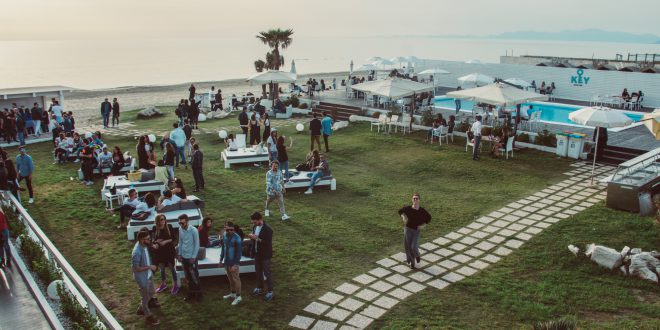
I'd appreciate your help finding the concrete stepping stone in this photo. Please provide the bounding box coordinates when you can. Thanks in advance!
[402,281,426,293]
[290,315,316,329]
[319,292,344,305]
[373,296,399,309]
[338,297,364,310]
[387,287,413,300]
[369,281,394,293]
[427,279,449,289]
[312,320,338,330]
[305,302,331,315]
[355,288,380,302]
[336,283,360,295]
[325,307,352,322]
[423,265,447,276]
[442,272,465,283]
[345,314,374,329]
[360,305,387,319]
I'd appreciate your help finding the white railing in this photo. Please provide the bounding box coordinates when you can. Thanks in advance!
[1,192,123,330]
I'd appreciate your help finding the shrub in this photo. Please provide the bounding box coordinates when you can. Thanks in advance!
[535,129,557,147]
[371,111,381,119]
[19,233,62,284]
[516,132,530,143]
[421,110,434,126]
[298,103,308,109]
[457,121,471,132]
[288,95,300,108]
[57,284,104,330]
[481,126,493,136]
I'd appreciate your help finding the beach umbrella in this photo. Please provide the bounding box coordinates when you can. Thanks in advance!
[247,70,297,85]
[568,106,633,184]
[366,56,384,62]
[350,60,354,75]
[446,83,547,106]
[352,77,434,129]
[457,73,494,87]
[372,59,394,67]
[390,56,408,63]
[418,68,450,75]
[504,78,532,89]
[642,109,660,140]
[290,60,297,74]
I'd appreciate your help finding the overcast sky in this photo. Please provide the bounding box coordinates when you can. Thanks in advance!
[2,0,658,40]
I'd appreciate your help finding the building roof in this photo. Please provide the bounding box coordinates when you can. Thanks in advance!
[0,86,73,99]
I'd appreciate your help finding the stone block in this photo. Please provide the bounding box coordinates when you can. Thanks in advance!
[373,295,399,309]
[369,280,395,293]
[319,292,344,305]
[402,281,426,293]
[360,305,387,319]
[338,297,364,311]
[312,320,338,330]
[427,279,449,289]
[336,283,360,295]
[355,288,380,302]
[325,307,352,322]
[588,245,623,270]
[353,274,377,285]
[388,287,413,299]
[290,315,316,329]
[346,314,374,329]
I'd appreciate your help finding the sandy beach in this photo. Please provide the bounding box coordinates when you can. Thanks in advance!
[64,71,349,126]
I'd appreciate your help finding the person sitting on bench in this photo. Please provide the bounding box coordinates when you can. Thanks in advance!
[97,146,114,174]
[304,154,331,195]
[107,188,140,229]
[274,98,285,113]
[158,190,186,210]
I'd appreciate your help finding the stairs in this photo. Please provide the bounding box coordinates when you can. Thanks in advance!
[587,145,647,166]
[312,102,363,122]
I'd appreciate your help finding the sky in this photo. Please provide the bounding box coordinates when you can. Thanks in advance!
[2,0,659,40]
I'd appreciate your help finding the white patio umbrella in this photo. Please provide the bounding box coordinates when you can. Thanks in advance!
[418,68,450,75]
[352,77,434,129]
[247,70,297,101]
[457,73,494,87]
[390,56,408,63]
[366,56,384,62]
[465,59,482,64]
[504,78,532,89]
[446,83,547,106]
[642,110,660,140]
[568,106,633,184]
[350,60,354,74]
[372,59,394,67]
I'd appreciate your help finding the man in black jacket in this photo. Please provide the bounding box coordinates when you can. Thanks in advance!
[111,98,120,127]
[191,143,204,192]
[309,113,322,151]
[398,193,432,270]
[30,103,42,136]
[238,107,249,135]
[100,98,112,128]
[248,212,274,302]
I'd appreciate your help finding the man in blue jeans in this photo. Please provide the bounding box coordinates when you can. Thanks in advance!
[170,122,187,169]
[304,154,331,195]
[100,98,112,128]
[249,212,274,302]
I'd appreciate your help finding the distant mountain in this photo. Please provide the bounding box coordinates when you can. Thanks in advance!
[488,29,659,44]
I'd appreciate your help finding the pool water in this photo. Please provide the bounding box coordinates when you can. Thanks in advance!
[433,96,643,125]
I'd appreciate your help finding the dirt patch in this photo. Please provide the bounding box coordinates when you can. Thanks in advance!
[632,288,660,305]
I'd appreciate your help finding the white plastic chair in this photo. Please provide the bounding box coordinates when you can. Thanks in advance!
[499,136,515,159]
[235,134,247,149]
[398,116,412,134]
[432,126,448,145]
[388,115,399,133]
[370,114,387,133]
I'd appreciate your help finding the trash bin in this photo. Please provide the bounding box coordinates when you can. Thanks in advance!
[556,133,569,157]
[567,133,586,159]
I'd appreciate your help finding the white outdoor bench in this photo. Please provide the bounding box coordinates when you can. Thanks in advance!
[125,196,204,240]
[221,147,269,168]
[284,170,337,190]
[101,175,167,201]
[77,157,136,180]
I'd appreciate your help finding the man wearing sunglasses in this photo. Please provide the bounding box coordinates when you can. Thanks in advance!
[176,214,201,302]
[221,221,243,305]
[398,193,432,270]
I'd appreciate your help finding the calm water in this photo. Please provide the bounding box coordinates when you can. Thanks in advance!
[1,36,659,89]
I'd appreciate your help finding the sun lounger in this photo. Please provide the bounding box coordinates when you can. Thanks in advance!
[284,170,336,190]
[101,175,167,201]
[221,146,269,168]
[126,196,204,240]
[174,244,256,285]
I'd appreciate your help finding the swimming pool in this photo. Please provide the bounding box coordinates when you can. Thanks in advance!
[433,96,644,126]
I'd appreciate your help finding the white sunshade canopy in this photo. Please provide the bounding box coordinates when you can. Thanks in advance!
[366,56,384,62]
[504,78,532,88]
[247,70,297,85]
[465,59,482,64]
[446,83,547,106]
[568,106,634,128]
[390,56,408,63]
[372,59,394,66]
[643,109,660,140]
[418,68,450,75]
[351,77,434,99]
[457,73,494,86]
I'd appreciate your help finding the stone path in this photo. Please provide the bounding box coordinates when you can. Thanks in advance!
[289,162,616,330]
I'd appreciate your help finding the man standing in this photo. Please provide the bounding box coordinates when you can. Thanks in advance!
[398,193,431,270]
[131,231,160,326]
[221,220,243,306]
[265,161,289,221]
[214,88,223,111]
[177,214,201,302]
[188,84,196,103]
[238,107,249,135]
[321,112,333,152]
[191,143,204,192]
[79,140,95,186]
[248,212,274,302]
[112,98,120,127]
[51,100,63,123]
[309,113,322,151]
[30,103,42,136]
[16,146,35,204]
[101,98,112,128]
[454,86,462,114]
[470,115,483,161]
[170,123,187,169]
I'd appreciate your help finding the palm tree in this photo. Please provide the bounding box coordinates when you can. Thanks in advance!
[254,60,267,99]
[256,28,293,98]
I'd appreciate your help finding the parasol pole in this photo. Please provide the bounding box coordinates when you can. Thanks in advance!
[590,127,600,185]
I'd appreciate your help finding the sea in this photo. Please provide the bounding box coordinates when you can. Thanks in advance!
[1,36,659,90]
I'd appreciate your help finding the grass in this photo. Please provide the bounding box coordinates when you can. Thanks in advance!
[10,107,659,329]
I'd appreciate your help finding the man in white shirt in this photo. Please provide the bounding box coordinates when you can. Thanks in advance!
[470,115,483,161]
[177,214,201,302]
[51,100,64,123]
[158,190,183,210]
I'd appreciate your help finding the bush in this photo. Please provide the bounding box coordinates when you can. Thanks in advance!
[535,129,557,147]
[457,121,471,133]
[481,126,493,136]
[19,233,62,284]
[371,111,381,119]
[421,110,434,126]
[298,103,308,109]
[289,95,300,108]
[57,284,103,330]
[516,133,530,143]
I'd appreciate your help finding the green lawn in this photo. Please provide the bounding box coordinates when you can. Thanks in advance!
[11,108,659,329]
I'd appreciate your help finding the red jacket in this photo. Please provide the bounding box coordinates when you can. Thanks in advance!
[0,212,8,231]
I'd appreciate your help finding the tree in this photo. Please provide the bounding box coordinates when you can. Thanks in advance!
[256,28,293,99]
[254,60,267,99]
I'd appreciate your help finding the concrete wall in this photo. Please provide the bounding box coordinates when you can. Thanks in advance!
[500,55,660,71]
[418,60,660,108]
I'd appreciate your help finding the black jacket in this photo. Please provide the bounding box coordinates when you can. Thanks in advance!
[239,111,249,125]
[112,101,120,113]
[310,118,322,135]
[191,150,203,170]
[251,223,273,259]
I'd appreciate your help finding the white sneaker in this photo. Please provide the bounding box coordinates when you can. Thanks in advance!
[223,292,236,300]
[264,209,270,217]
[304,188,313,195]
[231,295,242,306]
[73,159,80,163]
[28,198,34,204]
[86,181,94,186]
[281,214,290,221]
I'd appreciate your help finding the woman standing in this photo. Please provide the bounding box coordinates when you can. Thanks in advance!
[262,113,271,143]
[137,135,149,170]
[163,142,175,182]
[111,146,125,176]
[151,214,179,295]
[276,136,293,180]
[249,113,260,146]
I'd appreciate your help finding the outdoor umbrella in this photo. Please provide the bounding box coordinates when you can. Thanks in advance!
[465,59,482,64]
[503,78,532,89]
[457,73,494,87]
[642,109,660,140]
[366,56,384,62]
[446,83,547,106]
[247,70,297,101]
[418,68,450,75]
[390,56,408,64]
[372,59,394,67]
[568,106,633,184]
[351,77,434,129]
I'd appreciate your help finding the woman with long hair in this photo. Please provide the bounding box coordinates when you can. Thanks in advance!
[262,113,271,143]
[198,217,213,248]
[4,159,19,199]
[163,142,175,182]
[172,178,187,199]
[276,135,293,179]
[111,146,125,175]
[249,113,260,146]
[137,135,149,170]
[151,214,179,295]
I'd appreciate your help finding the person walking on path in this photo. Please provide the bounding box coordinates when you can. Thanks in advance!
[16,146,35,204]
[101,98,112,128]
[470,115,483,161]
[131,230,161,326]
[321,111,333,152]
[191,143,204,192]
[170,123,187,169]
[248,212,274,302]
[265,161,289,221]
[398,193,431,270]
[177,214,201,302]
[221,220,243,306]
[309,113,322,151]
[0,206,11,268]
[112,98,120,127]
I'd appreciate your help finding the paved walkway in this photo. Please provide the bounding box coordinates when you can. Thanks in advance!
[0,265,51,330]
[288,162,616,330]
